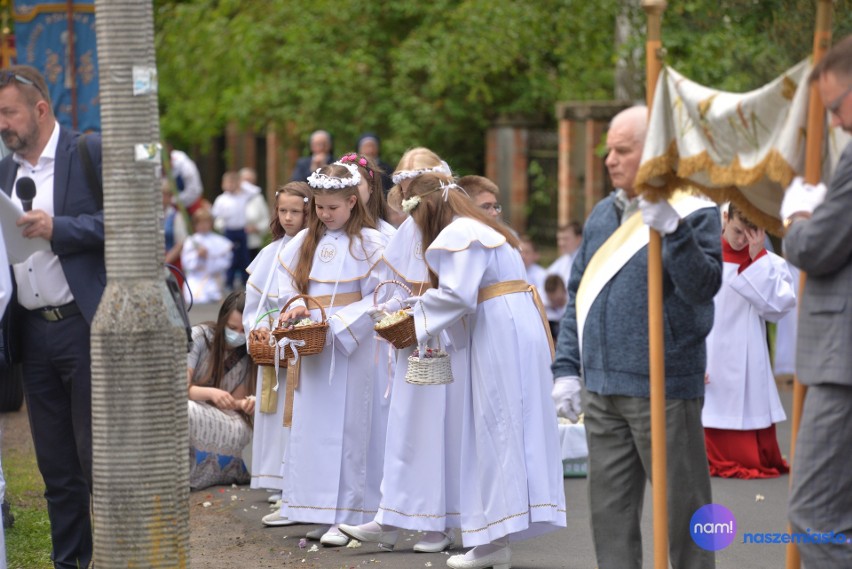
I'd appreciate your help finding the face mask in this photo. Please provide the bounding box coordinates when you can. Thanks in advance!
[224,328,246,348]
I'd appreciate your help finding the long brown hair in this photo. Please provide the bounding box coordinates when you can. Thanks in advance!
[408,173,519,287]
[340,153,387,226]
[200,291,249,391]
[270,181,312,240]
[291,164,376,293]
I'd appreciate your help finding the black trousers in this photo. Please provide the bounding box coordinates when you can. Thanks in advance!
[21,311,92,569]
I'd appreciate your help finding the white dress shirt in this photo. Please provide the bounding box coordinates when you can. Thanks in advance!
[11,121,75,310]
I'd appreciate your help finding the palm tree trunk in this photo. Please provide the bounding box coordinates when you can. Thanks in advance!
[90,1,189,566]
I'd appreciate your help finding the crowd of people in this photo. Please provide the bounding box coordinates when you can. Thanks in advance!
[2,36,852,568]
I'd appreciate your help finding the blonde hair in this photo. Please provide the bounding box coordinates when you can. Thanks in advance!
[388,147,448,213]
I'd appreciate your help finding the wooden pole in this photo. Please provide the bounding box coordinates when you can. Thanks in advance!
[642,2,668,569]
[785,2,833,567]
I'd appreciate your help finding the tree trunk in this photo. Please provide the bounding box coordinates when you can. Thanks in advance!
[90,1,189,566]
[614,0,645,103]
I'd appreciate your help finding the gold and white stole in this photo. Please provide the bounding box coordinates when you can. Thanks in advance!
[575,190,715,354]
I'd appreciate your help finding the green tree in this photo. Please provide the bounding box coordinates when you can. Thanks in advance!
[153,0,852,173]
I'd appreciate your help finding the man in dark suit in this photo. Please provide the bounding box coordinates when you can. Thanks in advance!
[290,129,333,182]
[783,36,852,569]
[0,65,103,569]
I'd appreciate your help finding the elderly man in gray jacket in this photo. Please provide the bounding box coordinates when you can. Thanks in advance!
[552,106,722,569]
[783,36,852,569]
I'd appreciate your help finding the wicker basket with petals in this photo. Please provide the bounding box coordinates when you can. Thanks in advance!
[271,295,329,361]
[373,280,417,350]
[405,345,454,386]
[248,328,281,367]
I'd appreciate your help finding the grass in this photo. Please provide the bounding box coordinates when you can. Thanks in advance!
[3,447,52,569]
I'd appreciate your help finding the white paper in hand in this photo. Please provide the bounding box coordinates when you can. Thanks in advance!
[0,191,50,263]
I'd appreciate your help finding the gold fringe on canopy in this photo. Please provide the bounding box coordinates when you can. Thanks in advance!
[635,60,815,236]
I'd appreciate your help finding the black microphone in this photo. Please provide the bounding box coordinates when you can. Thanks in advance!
[16,177,36,212]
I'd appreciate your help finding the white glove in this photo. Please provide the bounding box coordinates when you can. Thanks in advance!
[551,376,583,422]
[403,296,422,307]
[639,196,680,235]
[780,176,827,221]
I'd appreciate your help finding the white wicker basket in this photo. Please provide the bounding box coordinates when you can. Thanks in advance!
[405,345,454,386]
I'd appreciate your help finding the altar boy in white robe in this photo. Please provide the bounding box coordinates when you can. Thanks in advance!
[375,174,565,569]
[275,162,388,547]
[702,202,796,478]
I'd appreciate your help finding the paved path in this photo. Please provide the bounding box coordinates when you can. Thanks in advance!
[189,301,797,569]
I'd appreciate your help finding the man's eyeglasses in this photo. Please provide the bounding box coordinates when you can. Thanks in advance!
[826,83,852,116]
[0,71,46,100]
[480,203,502,214]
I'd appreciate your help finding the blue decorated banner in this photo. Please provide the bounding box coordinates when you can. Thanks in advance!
[13,1,100,132]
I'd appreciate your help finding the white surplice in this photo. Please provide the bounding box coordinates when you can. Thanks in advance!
[181,231,233,304]
[243,235,292,490]
[373,216,467,532]
[276,227,389,525]
[703,251,796,430]
[411,217,566,547]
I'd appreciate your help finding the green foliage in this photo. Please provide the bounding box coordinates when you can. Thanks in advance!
[154,0,852,172]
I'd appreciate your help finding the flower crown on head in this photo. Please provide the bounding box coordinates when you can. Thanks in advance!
[307,162,361,190]
[391,160,452,185]
[339,153,374,178]
[401,180,464,214]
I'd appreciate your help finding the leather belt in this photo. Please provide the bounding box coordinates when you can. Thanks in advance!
[31,302,81,322]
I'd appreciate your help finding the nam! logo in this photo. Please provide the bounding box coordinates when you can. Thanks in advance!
[690,504,737,551]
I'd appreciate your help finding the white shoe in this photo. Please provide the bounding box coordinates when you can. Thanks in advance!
[338,521,399,550]
[319,526,350,547]
[446,545,511,569]
[261,511,297,527]
[413,530,453,553]
[305,526,330,541]
[267,493,282,503]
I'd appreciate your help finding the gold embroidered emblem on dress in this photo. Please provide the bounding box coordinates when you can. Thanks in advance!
[414,241,424,260]
[319,244,336,263]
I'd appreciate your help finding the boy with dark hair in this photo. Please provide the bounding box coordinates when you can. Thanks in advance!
[702,203,796,478]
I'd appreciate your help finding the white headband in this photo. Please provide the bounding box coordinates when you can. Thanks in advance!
[391,160,452,185]
[307,162,361,190]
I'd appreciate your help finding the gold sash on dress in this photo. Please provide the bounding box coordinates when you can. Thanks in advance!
[477,279,555,360]
[311,291,362,309]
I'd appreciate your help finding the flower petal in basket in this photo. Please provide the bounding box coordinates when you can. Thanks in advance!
[374,310,416,350]
[273,294,330,360]
[372,280,417,350]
